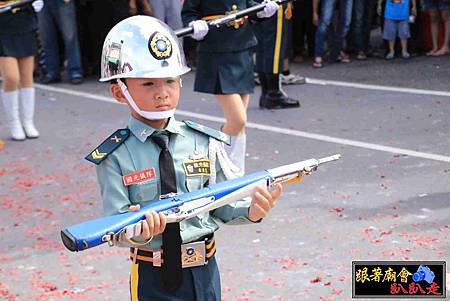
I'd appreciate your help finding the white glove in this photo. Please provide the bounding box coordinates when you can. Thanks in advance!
[189,20,209,41]
[257,0,278,18]
[32,0,44,12]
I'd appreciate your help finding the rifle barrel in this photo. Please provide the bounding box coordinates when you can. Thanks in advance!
[175,0,290,37]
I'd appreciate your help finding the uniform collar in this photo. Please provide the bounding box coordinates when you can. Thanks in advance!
[128,115,184,143]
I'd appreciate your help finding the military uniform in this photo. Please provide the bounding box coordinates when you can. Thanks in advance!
[87,116,254,300]
[254,1,290,75]
[254,1,300,109]
[182,0,259,95]
[0,2,37,57]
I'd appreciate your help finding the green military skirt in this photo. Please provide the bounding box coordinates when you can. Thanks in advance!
[0,31,37,57]
[194,49,254,95]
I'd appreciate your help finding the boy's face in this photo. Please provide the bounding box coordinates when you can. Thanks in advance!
[111,77,180,115]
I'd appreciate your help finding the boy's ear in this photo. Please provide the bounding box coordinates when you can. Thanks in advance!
[110,83,127,104]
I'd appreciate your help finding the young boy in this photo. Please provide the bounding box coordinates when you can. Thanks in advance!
[86,16,283,300]
[378,0,417,59]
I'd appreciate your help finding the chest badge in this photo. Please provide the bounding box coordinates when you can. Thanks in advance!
[123,168,156,186]
[183,157,211,177]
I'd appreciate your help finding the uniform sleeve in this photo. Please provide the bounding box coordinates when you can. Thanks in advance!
[181,0,202,27]
[210,160,256,225]
[96,155,131,216]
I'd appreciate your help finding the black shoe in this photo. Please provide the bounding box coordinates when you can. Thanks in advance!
[260,94,300,109]
[41,75,61,84]
[70,76,84,85]
[259,73,300,109]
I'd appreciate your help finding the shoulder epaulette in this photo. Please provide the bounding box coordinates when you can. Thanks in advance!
[85,129,130,165]
[183,120,231,146]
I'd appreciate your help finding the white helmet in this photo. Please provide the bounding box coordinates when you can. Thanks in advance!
[100,16,190,82]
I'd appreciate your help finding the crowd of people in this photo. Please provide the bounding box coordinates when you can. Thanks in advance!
[37,0,450,81]
[0,0,449,143]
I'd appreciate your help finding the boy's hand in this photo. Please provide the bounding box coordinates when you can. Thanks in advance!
[248,184,283,222]
[128,205,167,240]
[411,6,417,16]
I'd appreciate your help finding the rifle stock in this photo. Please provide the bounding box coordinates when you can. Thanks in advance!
[61,154,340,252]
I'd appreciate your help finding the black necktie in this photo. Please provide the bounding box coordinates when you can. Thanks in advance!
[150,132,182,291]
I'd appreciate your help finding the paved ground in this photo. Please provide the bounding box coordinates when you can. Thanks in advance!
[0,56,449,301]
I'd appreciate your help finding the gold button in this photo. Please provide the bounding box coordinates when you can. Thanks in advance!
[231,4,237,10]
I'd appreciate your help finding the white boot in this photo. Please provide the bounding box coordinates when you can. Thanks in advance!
[19,87,39,138]
[226,133,247,173]
[2,90,26,141]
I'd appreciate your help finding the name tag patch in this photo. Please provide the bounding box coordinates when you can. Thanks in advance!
[183,158,211,176]
[123,168,156,186]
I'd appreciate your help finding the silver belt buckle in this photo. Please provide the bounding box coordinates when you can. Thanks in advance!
[181,241,206,268]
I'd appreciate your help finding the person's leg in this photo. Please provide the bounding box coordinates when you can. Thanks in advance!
[215,94,246,136]
[434,9,450,55]
[37,3,61,81]
[400,39,409,55]
[17,56,39,138]
[293,1,306,59]
[281,59,306,84]
[18,56,34,89]
[398,20,411,58]
[362,0,375,54]
[0,57,25,140]
[388,40,395,56]
[352,0,365,56]
[111,0,130,23]
[166,0,183,30]
[0,57,20,92]
[240,94,250,110]
[215,94,247,172]
[148,0,165,21]
[332,0,353,60]
[314,0,336,65]
[55,0,84,82]
[305,0,316,57]
[233,93,250,172]
[383,19,396,58]
[426,8,440,54]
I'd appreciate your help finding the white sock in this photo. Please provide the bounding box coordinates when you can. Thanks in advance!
[2,90,25,140]
[226,133,247,173]
[19,87,39,138]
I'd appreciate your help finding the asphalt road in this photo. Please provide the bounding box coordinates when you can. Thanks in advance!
[0,56,449,301]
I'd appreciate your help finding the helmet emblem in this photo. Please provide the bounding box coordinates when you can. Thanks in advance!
[148,32,173,62]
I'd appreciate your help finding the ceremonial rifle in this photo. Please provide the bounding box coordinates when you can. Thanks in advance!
[0,0,34,14]
[175,0,292,37]
[61,154,341,252]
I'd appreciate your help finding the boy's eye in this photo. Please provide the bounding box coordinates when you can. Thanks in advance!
[166,79,176,84]
[143,82,154,86]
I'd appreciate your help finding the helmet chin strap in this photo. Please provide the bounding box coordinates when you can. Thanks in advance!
[117,79,176,120]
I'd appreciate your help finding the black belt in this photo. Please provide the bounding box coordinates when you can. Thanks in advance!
[130,234,216,268]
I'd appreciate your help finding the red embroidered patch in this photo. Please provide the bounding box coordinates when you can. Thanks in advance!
[122,168,156,186]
